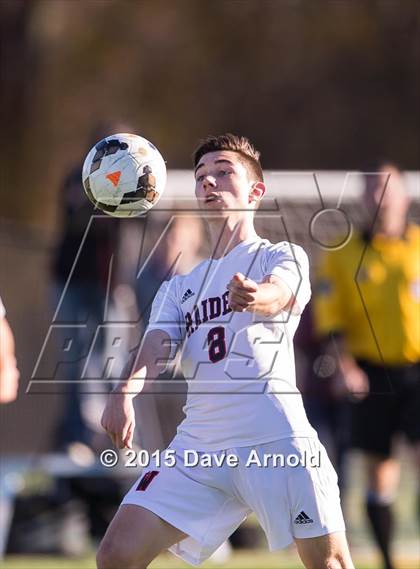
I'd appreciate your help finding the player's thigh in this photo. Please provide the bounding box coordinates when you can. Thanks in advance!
[97,504,187,568]
[295,531,354,569]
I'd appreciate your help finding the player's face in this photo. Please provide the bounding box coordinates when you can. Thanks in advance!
[364,166,409,225]
[194,151,255,212]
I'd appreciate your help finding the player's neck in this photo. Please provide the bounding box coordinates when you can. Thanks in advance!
[207,216,259,259]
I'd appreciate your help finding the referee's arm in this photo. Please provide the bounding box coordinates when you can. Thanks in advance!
[101,329,171,449]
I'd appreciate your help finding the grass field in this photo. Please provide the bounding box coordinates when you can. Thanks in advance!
[2,549,420,569]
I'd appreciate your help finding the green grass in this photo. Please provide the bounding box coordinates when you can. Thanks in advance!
[2,550,420,569]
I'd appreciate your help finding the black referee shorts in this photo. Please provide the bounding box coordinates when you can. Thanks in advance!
[350,360,420,457]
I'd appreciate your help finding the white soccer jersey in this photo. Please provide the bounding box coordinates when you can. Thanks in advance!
[146,236,316,450]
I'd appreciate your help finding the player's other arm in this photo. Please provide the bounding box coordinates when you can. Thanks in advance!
[0,316,20,403]
[227,272,293,316]
[228,244,311,317]
[101,329,170,449]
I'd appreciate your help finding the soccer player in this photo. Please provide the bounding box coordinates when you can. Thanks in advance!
[97,134,354,569]
[314,163,420,569]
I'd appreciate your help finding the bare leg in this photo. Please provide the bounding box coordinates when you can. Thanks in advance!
[96,504,187,569]
[295,531,354,569]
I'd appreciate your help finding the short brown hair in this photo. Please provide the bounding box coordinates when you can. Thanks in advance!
[193,133,263,182]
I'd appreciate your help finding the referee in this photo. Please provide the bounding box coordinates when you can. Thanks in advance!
[314,163,420,569]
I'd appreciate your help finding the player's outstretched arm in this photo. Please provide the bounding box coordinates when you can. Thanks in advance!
[101,329,171,449]
[227,272,293,316]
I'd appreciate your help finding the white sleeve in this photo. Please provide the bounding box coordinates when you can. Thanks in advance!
[0,296,5,319]
[146,279,185,359]
[263,242,311,314]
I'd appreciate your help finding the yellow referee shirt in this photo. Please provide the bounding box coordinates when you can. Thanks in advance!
[314,224,420,365]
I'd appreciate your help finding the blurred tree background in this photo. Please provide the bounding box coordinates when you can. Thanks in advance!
[1,0,419,231]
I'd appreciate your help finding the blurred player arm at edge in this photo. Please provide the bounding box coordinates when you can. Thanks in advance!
[0,305,20,404]
[101,329,170,450]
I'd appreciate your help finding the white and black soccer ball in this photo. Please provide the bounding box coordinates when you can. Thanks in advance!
[82,133,167,217]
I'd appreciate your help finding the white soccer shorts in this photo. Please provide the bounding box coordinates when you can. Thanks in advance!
[121,437,346,566]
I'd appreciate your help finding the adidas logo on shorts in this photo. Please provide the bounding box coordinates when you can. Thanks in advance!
[294,511,313,524]
[181,288,195,304]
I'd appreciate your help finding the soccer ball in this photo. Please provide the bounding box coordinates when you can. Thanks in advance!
[82,133,167,217]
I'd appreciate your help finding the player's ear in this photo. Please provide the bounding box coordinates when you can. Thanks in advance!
[249,181,265,204]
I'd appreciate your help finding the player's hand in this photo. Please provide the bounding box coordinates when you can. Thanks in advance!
[340,361,369,400]
[227,272,259,312]
[101,392,136,449]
